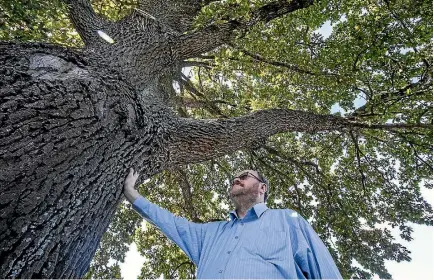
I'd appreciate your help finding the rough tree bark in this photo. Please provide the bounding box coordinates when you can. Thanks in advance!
[0,43,175,278]
[0,0,428,278]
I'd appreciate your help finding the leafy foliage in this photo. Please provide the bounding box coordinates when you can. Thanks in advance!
[83,202,142,279]
[2,0,432,278]
[0,0,80,46]
[0,0,136,46]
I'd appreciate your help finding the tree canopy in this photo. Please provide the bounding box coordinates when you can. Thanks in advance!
[1,0,432,278]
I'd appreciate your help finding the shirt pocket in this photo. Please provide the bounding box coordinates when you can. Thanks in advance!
[248,228,287,261]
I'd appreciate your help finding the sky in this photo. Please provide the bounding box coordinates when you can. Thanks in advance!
[118,19,433,280]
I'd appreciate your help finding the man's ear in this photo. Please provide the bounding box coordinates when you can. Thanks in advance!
[260,183,267,194]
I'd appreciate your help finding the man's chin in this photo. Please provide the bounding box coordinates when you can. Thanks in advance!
[229,193,238,200]
[229,192,246,203]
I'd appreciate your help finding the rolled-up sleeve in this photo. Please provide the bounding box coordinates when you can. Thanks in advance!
[132,196,206,265]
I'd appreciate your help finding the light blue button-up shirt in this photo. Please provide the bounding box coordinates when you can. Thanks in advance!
[133,196,342,279]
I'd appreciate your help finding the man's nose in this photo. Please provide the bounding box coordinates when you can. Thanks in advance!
[233,177,241,186]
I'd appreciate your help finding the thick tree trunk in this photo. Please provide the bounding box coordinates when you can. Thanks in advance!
[0,43,174,278]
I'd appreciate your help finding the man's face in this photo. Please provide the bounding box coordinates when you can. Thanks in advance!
[230,170,265,199]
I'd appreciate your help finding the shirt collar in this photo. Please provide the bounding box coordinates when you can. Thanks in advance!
[229,203,268,220]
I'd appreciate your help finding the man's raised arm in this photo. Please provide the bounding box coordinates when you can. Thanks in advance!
[123,168,207,265]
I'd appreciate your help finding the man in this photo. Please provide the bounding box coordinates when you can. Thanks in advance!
[124,168,342,279]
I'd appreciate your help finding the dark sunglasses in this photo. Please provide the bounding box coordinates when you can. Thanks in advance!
[233,172,263,183]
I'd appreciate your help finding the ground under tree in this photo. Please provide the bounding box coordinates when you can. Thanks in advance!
[0,0,432,278]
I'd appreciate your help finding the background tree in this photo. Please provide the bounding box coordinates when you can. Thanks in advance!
[0,0,432,278]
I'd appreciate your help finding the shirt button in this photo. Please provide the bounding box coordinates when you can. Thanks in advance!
[235,236,239,239]
[219,270,223,273]
[227,250,231,254]
[240,222,244,226]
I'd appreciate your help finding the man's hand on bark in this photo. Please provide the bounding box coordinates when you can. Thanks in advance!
[124,168,139,189]
[124,168,141,203]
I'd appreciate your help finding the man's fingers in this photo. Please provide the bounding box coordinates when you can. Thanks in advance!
[126,168,139,183]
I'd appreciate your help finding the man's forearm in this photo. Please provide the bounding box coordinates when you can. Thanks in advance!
[124,187,142,203]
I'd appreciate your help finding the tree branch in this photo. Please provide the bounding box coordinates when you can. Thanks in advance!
[63,0,109,46]
[388,131,433,169]
[263,145,322,174]
[167,109,345,165]
[176,73,227,117]
[260,146,340,222]
[166,108,430,166]
[172,0,314,60]
[353,123,431,130]
[247,0,314,26]
[169,261,193,279]
[254,150,305,214]
[408,142,433,170]
[351,81,430,118]
[137,0,204,33]
[227,43,318,75]
[173,21,240,60]
[172,168,203,222]
[384,0,432,71]
[181,60,214,68]
[349,131,367,195]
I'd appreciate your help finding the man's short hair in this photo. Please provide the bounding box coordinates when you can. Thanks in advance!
[256,171,270,202]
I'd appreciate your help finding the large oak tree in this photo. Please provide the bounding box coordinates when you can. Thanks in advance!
[0,0,432,278]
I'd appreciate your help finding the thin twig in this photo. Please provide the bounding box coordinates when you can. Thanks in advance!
[169,261,193,279]
[349,131,367,195]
